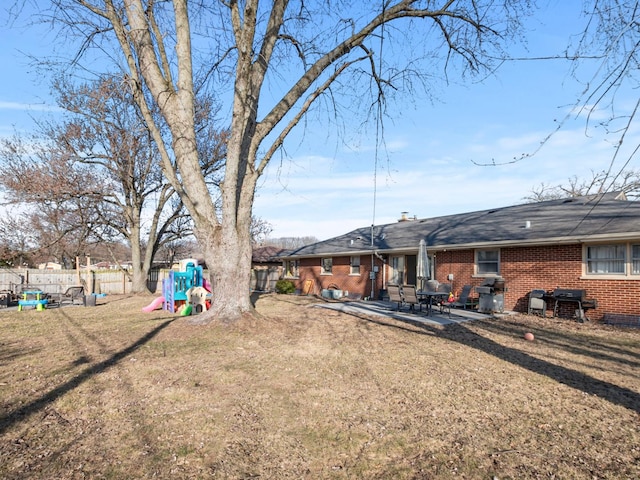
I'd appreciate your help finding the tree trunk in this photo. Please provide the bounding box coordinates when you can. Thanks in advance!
[128,215,152,294]
[195,223,254,323]
[131,267,150,294]
[191,144,257,323]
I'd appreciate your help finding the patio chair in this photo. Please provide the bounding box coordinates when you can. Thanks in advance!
[426,279,439,292]
[56,286,85,306]
[450,285,473,310]
[528,289,546,317]
[387,284,404,311]
[402,285,421,312]
[436,283,453,315]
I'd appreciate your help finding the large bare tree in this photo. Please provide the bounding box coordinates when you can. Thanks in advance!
[0,75,226,291]
[51,75,187,292]
[43,0,531,322]
[48,75,226,292]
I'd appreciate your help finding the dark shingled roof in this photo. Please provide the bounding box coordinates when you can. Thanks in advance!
[252,246,285,263]
[282,193,640,258]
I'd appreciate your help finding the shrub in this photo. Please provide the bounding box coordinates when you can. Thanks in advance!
[275,279,296,294]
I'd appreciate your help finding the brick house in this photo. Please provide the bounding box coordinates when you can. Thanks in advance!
[279,192,640,321]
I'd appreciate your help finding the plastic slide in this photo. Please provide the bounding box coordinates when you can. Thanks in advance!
[142,296,165,313]
[203,278,212,292]
[180,304,193,316]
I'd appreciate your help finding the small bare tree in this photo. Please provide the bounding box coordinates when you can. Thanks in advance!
[0,215,39,268]
[525,169,640,202]
[249,217,273,246]
[0,128,104,262]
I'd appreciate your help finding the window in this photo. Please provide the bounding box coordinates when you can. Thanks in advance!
[583,243,640,277]
[586,245,626,274]
[350,256,360,275]
[476,249,500,275]
[633,245,640,275]
[321,257,333,275]
[390,256,404,285]
[284,260,299,278]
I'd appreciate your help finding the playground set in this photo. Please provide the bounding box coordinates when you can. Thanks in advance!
[142,261,211,315]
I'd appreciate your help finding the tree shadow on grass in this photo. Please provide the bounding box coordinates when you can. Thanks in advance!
[344,310,640,414]
[250,291,263,307]
[477,317,640,371]
[0,317,175,435]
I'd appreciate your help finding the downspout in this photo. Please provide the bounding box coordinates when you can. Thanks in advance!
[374,249,387,295]
[370,224,375,299]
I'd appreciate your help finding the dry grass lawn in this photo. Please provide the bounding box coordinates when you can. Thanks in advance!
[1,293,639,479]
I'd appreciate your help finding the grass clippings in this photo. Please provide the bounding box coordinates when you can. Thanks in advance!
[1,293,639,479]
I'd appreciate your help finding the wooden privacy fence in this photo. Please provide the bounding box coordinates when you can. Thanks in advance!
[0,266,283,295]
[251,266,282,292]
[0,269,135,295]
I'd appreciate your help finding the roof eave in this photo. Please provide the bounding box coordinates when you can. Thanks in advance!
[282,248,375,260]
[279,231,640,258]
[435,232,640,250]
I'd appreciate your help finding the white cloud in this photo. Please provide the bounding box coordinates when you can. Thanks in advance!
[0,101,60,112]
[255,117,640,241]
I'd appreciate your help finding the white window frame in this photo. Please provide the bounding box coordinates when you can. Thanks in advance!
[583,243,640,278]
[321,257,333,275]
[350,256,360,275]
[475,249,500,276]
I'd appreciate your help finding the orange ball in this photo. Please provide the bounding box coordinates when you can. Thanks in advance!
[524,332,535,341]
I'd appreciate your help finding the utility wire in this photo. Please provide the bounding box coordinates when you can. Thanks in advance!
[372,2,387,231]
[371,2,386,299]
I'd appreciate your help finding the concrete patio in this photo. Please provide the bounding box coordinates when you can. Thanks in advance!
[313,299,492,326]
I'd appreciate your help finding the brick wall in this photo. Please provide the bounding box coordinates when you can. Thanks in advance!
[434,244,640,321]
[295,255,385,299]
[431,250,477,294]
[292,243,640,321]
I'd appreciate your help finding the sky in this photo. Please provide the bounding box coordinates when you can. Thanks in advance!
[1,2,639,242]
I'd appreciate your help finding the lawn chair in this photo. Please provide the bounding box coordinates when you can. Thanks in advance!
[56,286,85,306]
[426,279,439,291]
[402,285,421,312]
[528,289,546,317]
[387,284,404,311]
[450,285,473,310]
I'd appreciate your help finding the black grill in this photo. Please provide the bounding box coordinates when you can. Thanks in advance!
[552,288,586,301]
[551,288,597,321]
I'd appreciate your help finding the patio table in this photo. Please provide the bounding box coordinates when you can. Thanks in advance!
[417,291,448,316]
